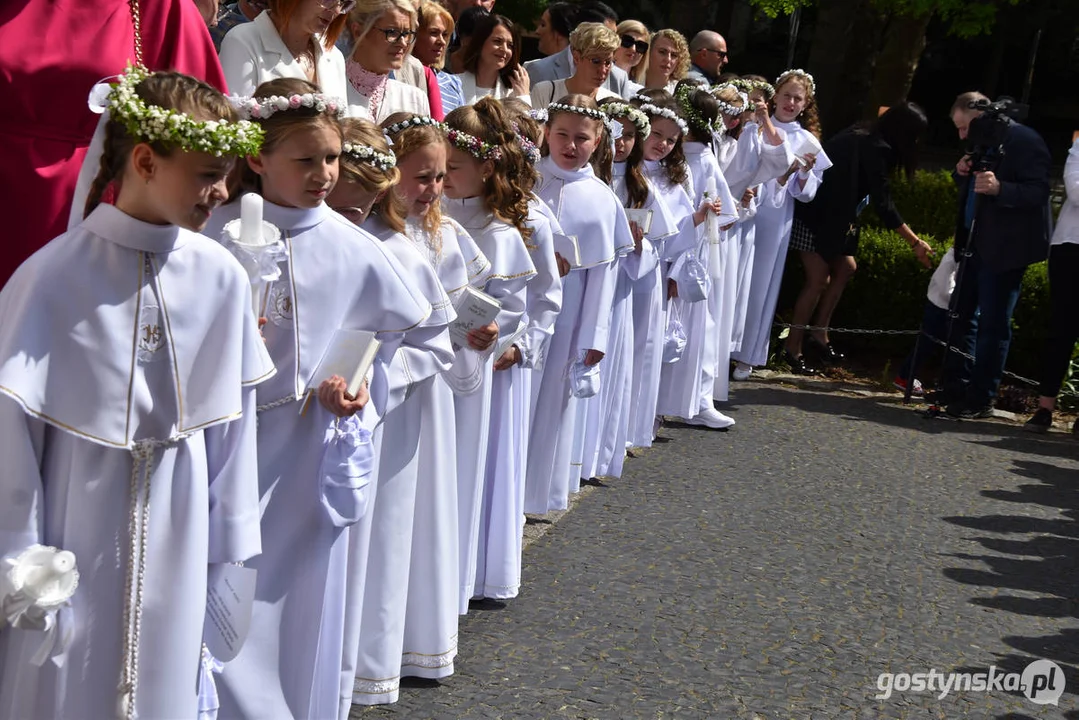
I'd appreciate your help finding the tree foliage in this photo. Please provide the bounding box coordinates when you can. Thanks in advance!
[748,0,1025,37]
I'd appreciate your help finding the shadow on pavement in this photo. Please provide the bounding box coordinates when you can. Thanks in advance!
[732,384,1079,461]
[940,457,1079,704]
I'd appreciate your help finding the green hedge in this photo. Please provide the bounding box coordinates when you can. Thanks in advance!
[775,170,1051,381]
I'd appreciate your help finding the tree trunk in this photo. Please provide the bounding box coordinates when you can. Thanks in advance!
[805,0,861,134]
[827,2,888,133]
[864,12,932,120]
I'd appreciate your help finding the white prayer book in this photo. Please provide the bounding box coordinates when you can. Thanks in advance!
[624,208,654,235]
[306,329,381,398]
[552,233,581,269]
[791,132,823,163]
[493,324,528,360]
[451,286,502,349]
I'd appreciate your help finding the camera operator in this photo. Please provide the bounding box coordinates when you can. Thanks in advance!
[936,91,1052,418]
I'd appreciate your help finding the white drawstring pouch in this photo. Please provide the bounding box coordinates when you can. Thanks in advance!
[569,350,601,398]
[663,303,688,364]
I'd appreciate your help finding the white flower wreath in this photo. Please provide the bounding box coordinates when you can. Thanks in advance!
[383,115,445,138]
[342,142,396,171]
[232,92,346,120]
[602,103,651,139]
[775,69,816,96]
[107,64,263,157]
[638,103,689,136]
[547,102,607,123]
[709,84,748,118]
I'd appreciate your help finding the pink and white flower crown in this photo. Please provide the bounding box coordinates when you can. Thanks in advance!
[231,92,346,120]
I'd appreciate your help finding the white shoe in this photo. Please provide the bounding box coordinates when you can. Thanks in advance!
[685,406,735,429]
[732,362,753,381]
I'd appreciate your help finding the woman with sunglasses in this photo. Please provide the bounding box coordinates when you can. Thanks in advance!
[455,14,531,105]
[343,0,431,121]
[530,22,621,107]
[638,28,690,93]
[614,20,650,84]
[219,0,351,99]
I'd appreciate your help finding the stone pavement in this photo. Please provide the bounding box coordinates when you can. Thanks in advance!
[354,381,1079,719]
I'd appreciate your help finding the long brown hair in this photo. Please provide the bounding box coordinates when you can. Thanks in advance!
[84,72,237,218]
[444,97,533,243]
[460,14,521,89]
[633,93,688,188]
[599,98,649,209]
[339,117,406,233]
[499,97,540,197]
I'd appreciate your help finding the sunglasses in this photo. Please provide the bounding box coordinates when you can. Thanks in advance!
[620,35,649,55]
[703,47,729,60]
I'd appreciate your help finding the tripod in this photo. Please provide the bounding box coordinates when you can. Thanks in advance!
[901,154,998,414]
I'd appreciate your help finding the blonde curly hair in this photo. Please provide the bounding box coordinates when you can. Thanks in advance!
[639,29,690,87]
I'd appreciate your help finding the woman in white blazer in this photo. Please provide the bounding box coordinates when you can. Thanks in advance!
[342,0,431,122]
[219,0,350,101]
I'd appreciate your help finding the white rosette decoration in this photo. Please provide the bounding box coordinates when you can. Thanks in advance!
[221,193,286,317]
[1,544,79,665]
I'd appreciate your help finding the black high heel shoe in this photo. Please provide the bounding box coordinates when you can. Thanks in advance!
[783,350,819,376]
[805,336,845,365]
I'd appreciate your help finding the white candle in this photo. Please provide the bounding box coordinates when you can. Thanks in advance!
[240,193,263,245]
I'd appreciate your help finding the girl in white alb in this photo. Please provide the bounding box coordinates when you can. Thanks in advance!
[733,70,831,374]
[205,79,431,720]
[327,116,461,711]
[442,98,538,605]
[525,95,633,514]
[0,68,272,720]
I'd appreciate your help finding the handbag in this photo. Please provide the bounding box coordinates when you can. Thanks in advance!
[663,302,687,364]
[670,249,711,303]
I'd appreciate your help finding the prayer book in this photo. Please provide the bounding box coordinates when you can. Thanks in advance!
[306,329,381,398]
[624,208,654,235]
[552,233,581,269]
[451,286,502,349]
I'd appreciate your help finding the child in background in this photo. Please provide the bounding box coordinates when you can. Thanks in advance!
[0,67,272,720]
[733,69,831,377]
[525,95,634,514]
[328,116,458,710]
[673,81,740,423]
[442,98,538,605]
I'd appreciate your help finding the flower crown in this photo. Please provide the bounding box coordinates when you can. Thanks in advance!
[674,84,722,133]
[342,142,397,171]
[602,103,651,139]
[731,78,775,99]
[547,102,607,123]
[107,65,264,157]
[233,92,345,120]
[709,84,748,118]
[775,69,815,96]
[445,127,503,161]
[383,115,445,139]
[528,108,549,123]
[637,103,689,136]
[511,123,541,165]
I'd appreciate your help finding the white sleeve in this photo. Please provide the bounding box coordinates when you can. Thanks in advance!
[205,388,262,564]
[218,34,261,99]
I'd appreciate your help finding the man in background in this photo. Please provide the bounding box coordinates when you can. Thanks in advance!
[940,92,1052,418]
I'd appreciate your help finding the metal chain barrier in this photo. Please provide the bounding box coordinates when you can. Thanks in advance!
[772,321,1051,391]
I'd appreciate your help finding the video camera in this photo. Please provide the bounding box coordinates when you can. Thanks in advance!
[966,96,1028,169]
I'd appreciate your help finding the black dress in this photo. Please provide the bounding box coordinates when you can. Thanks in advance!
[794,127,905,259]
